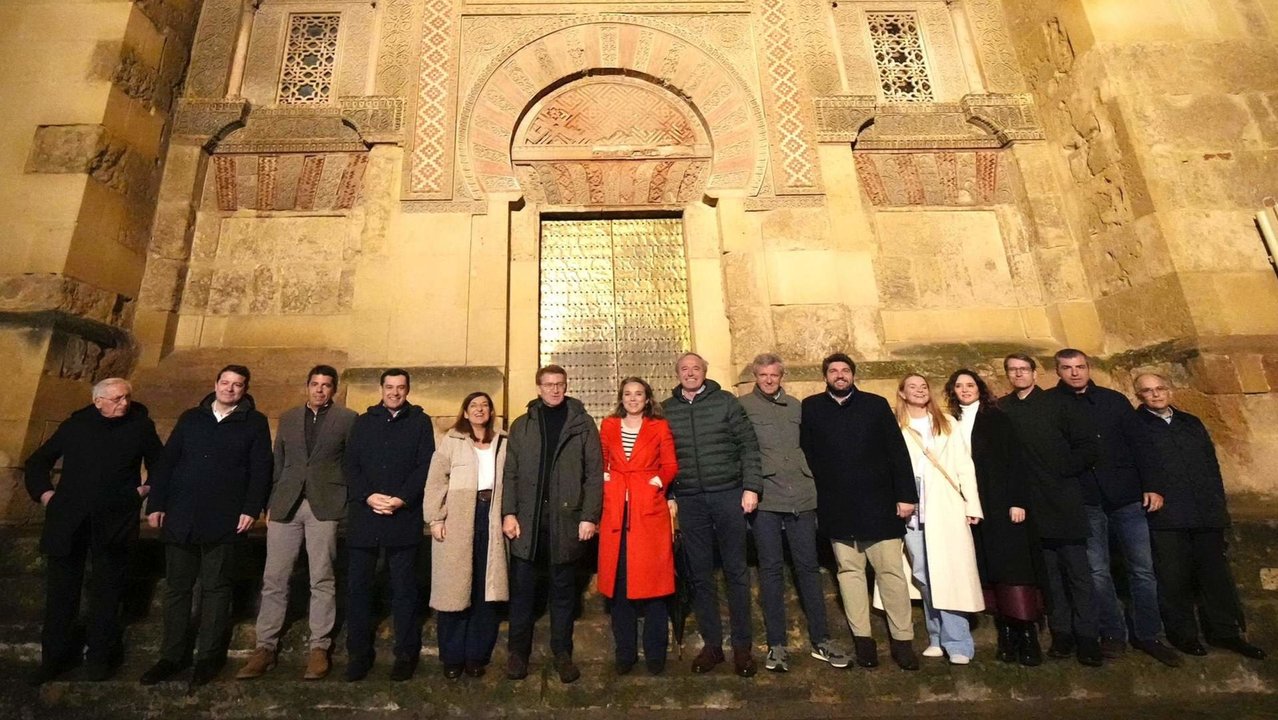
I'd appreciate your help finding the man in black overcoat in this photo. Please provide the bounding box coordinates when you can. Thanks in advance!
[343,368,435,682]
[799,353,919,671]
[999,353,1102,667]
[24,378,163,685]
[1130,373,1265,660]
[141,364,273,688]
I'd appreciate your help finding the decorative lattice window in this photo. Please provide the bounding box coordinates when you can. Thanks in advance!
[277,13,341,105]
[866,12,934,102]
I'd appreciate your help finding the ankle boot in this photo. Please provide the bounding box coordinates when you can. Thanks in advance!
[995,618,1016,663]
[1016,620,1043,667]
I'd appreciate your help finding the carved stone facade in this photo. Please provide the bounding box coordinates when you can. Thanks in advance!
[5,0,1278,524]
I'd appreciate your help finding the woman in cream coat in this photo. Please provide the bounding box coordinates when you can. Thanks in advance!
[895,374,984,664]
[424,391,509,679]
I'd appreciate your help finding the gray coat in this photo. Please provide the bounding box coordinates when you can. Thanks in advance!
[740,386,817,513]
[501,397,604,564]
[268,403,358,522]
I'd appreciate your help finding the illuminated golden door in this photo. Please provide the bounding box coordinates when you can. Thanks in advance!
[539,218,691,418]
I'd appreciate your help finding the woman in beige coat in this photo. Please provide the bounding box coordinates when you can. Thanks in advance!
[896,374,984,665]
[424,392,509,679]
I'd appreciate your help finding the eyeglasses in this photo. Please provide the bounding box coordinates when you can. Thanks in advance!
[98,394,130,404]
[1006,367,1034,375]
[539,382,567,390]
[1136,386,1170,396]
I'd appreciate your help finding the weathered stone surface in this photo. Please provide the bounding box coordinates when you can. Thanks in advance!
[772,304,851,363]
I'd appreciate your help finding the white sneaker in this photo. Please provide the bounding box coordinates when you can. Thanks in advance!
[922,646,944,658]
[949,654,971,665]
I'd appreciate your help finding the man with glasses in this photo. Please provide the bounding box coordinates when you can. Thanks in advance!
[1130,374,1265,660]
[24,378,163,685]
[502,365,603,683]
[999,354,1102,666]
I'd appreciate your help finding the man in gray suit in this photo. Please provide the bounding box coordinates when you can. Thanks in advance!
[237,365,357,680]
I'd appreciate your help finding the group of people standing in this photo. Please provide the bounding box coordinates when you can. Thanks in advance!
[23,349,1265,689]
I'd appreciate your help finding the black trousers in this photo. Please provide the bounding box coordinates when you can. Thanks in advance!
[679,488,752,648]
[160,541,237,663]
[346,544,421,662]
[507,535,577,659]
[43,523,129,669]
[437,496,501,667]
[1042,539,1098,640]
[1150,528,1247,644]
[610,519,669,665]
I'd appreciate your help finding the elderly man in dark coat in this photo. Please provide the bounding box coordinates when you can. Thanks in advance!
[501,364,603,684]
[999,353,1102,667]
[24,378,163,685]
[1130,373,1265,661]
[343,368,435,682]
[800,353,919,671]
[142,364,273,688]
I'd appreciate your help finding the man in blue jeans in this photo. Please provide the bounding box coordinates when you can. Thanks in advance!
[1050,349,1181,667]
[663,352,763,677]
[739,353,849,672]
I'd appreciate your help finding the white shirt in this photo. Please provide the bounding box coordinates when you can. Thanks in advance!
[475,443,497,492]
[212,404,238,423]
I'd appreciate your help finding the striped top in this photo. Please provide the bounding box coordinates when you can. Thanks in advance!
[620,425,639,459]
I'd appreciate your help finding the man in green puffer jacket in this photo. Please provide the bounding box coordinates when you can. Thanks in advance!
[662,352,763,678]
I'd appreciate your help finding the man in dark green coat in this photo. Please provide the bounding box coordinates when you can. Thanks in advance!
[502,364,603,683]
[662,352,763,677]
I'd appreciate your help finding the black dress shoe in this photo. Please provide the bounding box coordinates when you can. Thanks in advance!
[645,657,666,675]
[189,658,225,688]
[1047,632,1075,659]
[889,640,918,671]
[1100,636,1127,659]
[506,653,529,680]
[390,655,418,681]
[1075,637,1103,667]
[615,658,636,675]
[443,664,464,680]
[1170,638,1208,656]
[554,652,581,684]
[852,636,879,668]
[345,656,373,682]
[1133,639,1182,667]
[463,661,486,678]
[140,658,189,685]
[1208,637,1267,660]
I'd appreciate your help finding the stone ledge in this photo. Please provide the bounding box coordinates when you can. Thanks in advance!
[813,94,1045,150]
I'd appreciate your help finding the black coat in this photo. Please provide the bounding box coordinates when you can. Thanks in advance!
[344,403,435,548]
[799,388,917,543]
[965,405,1040,585]
[1049,381,1146,508]
[24,402,164,556]
[502,397,604,563]
[1130,407,1230,530]
[662,380,764,497]
[149,394,273,545]
[998,387,1098,541]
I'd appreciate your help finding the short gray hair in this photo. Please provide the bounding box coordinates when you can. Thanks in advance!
[751,353,785,375]
[92,378,132,400]
[674,352,708,372]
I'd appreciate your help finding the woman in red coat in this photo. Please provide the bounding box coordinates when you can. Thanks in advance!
[599,376,679,675]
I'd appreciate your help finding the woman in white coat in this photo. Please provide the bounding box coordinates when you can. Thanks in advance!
[895,374,985,664]
[424,392,509,679]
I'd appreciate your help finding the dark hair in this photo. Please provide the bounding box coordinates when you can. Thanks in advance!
[217,364,251,387]
[307,364,339,390]
[1053,348,1088,367]
[380,368,410,391]
[822,353,857,376]
[1002,353,1037,372]
[536,364,568,384]
[611,377,664,419]
[944,368,996,419]
[452,392,495,444]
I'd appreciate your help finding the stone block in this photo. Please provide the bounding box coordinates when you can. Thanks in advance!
[881,308,1028,344]
[757,207,834,251]
[772,304,852,365]
[279,265,342,315]
[876,255,916,310]
[25,124,105,174]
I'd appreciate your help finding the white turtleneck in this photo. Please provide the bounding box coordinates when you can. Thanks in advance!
[958,400,979,449]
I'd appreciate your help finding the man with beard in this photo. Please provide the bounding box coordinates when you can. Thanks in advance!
[799,353,919,671]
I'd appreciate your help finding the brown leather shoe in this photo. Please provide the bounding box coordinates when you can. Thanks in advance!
[691,645,725,673]
[235,647,276,680]
[732,646,756,678]
[303,648,331,680]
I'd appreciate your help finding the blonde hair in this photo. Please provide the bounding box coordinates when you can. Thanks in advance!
[894,374,951,436]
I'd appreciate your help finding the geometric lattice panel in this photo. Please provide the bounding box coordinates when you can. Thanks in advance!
[524,83,698,147]
[866,12,934,103]
[277,14,341,105]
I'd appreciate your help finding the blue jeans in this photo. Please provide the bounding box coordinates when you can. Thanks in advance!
[752,510,829,648]
[1085,502,1162,642]
[903,526,974,657]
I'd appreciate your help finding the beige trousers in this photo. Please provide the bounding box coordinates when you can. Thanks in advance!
[254,500,338,650]
[831,537,914,640]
